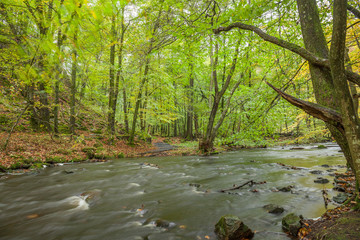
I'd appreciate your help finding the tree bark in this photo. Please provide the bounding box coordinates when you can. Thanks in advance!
[330,0,360,188]
[108,14,116,136]
[70,31,77,135]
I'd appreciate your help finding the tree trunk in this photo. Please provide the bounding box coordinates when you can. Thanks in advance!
[108,14,116,136]
[129,57,150,144]
[185,60,194,140]
[296,0,354,166]
[330,0,360,188]
[70,32,77,135]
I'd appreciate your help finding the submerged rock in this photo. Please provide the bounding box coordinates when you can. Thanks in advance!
[333,193,348,204]
[154,219,176,228]
[282,213,301,236]
[321,164,330,168]
[214,215,254,240]
[80,189,102,205]
[314,177,329,184]
[310,170,323,175]
[263,204,285,214]
[290,147,305,150]
[277,185,294,192]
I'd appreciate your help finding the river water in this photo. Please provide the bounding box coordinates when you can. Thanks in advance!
[0,143,346,240]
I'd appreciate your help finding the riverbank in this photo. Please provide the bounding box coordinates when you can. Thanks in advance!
[0,130,333,172]
[0,131,206,172]
[299,170,360,240]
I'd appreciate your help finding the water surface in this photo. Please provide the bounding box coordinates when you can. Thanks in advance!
[0,143,346,240]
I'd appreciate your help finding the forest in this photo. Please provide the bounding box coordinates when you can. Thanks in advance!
[1,0,360,239]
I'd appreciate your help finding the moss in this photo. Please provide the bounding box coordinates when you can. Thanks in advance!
[318,144,327,149]
[116,152,124,158]
[82,147,96,153]
[45,156,66,164]
[30,163,44,169]
[93,143,103,148]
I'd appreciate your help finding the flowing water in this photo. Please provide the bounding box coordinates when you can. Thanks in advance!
[0,143,346,240]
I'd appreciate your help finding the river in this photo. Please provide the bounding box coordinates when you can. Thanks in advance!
[0,143,346,240]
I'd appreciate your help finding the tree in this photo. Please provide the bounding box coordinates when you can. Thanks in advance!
[215,0,360,186]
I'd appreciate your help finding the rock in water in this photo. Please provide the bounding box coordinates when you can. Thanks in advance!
[282,213,301,236]
[333,193,348,204]
[214,215,254,240]
[314,177,329,184]
[263,204,285,214]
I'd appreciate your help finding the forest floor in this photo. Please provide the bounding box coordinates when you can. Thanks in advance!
[0,131,205,171]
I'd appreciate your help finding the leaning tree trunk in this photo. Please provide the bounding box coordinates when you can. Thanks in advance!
[330,0,360,188]
[297,0,354,168]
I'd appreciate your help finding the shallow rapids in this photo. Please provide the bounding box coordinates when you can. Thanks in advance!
[0,143,346,240]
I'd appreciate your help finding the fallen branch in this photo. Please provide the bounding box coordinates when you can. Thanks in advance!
[219,180,255,192]
[322,189,330,209]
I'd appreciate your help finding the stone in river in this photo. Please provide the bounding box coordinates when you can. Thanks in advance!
[277,185,294,192]
[282,213,302,236]
[215,215,254,240]
[310,170,323,175]
[263,204,285,214]
[314,177,329,184]
[333,193,348,204]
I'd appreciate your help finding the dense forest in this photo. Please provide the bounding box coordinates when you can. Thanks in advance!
[1,0,360,171]
[3,1,360,239]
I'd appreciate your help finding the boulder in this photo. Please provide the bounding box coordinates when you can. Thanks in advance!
[333,193,348,204]
[310,170,323,175]
[215,215,254,240]
[80,189,102,205]
[314,177,329,184]
[154,219,176,228]
[277,185,294,192]
[282,213,301,236]
[263,204,285,214]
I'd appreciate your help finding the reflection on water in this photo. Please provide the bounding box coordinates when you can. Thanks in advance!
[0,143,346,240]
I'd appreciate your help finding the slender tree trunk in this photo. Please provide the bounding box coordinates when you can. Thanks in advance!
[54,16,64,135]
[70,32,77,135]
[129,57,150,144]
[115,7,126,133]
[185,60,194,140]
[108,15,116,136]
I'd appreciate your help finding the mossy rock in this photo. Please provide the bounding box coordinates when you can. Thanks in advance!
[215,215,254,240]
[30,163,45,169]
[282,213,301,236]
[94,153,110,160]
[115,152,124,158]
[318,145,327,149]
[0,165,7,172]
[9,162,31,170]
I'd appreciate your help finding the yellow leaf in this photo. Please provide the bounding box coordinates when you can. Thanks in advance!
[179,225,186,229]
[90,10,97,19]
[205,236,210,239]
